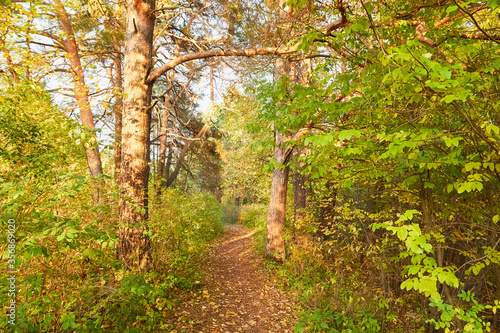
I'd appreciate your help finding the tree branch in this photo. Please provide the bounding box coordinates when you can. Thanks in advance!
[450,0,500,44]
[147,43,300,84]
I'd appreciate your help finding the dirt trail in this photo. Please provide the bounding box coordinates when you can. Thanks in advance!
[171,225,297,332]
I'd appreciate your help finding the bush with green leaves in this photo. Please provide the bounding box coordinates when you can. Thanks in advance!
[295,308,380,333]
[0,82,224,332]
[237,204,268,229]
[0,82,117,331]
[248,0,500,330]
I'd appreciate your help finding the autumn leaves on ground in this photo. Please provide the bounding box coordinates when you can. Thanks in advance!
[170,225,296,333]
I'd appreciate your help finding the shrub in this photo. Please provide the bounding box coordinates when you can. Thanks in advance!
[237,204,267,229]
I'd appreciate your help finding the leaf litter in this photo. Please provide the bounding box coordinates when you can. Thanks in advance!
[169,225,297,332]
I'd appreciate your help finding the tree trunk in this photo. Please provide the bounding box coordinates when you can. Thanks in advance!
[53,0,104,201]
[264,0,296,259]
[165,146,172,181]
[210,61,215,103]
[292,148,308,226]
[156,92,170,196]
[113,44,123,184]
[264,1,292,260]
[265,137,290,260]
[118,0,155,271]
[165,122,209,188]
[292,58,312,227]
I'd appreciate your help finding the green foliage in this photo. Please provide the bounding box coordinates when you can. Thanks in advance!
[237,204,268,229]
[262,220,392,333]
[248,0,500,330]
[222,201,241,224]
[428,291,500,333]
[0,185,223,332]
[216,86,272,204]
[0,82,224,331]
[0,82,84,179]
[0,81,116,331]
[3,0,500,331]
[150,189,224,270]
[295,309,380,333]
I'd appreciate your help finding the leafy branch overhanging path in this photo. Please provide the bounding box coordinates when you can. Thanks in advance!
[171,225,297,332]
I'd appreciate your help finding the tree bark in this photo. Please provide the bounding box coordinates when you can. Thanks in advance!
[265,130,290,260]
[264,121,314,260]
[53,0,104,201]
[112,44,123,184]
[292,148,308,226]
[292,58,312,227]
[165,146,172,181]
[156,91,170,196]
[264,1,293,260]
[118,0,156,271]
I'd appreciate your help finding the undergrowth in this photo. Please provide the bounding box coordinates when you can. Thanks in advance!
[234,203,414,333]
[1,169,223,332]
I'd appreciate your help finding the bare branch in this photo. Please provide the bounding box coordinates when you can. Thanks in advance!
[147,43,300,84]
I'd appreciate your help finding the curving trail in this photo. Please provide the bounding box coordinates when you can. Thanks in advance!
[171,225,297,333]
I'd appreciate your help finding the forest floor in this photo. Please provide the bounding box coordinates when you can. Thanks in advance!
[169,225,297,333]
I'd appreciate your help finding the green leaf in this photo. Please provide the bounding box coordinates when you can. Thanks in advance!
[408,265,421,275]
[465,162,481,171]
[442,95,460,103]
[338,129,361,141]
[488,0,500,8]
[486,124,500,135]
[397,227,408,241]
[364,1,374,14]
[401,279,414,291]
[446,5,458,13]
[438,68,452,79]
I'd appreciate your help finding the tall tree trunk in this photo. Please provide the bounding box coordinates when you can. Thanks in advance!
[156,91,171,196]
[210,61,215,104]
[54,0,104,201]
[157,70,175,195]
[264,2,292,260]
[113,44,123,184]
[118,0,156,271]
[165,146,172,181]
[292,148,308,227]
[292,58,312,227]
[265,131,290,260]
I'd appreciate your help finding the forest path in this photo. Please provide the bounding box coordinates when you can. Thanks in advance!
[171,225,297,333]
